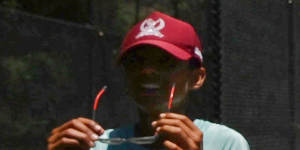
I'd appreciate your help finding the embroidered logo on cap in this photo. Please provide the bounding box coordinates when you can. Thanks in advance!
[194,47,203,61]
[136,18,165,39]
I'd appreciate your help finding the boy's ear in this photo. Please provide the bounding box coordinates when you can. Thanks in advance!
[191,67,206,90]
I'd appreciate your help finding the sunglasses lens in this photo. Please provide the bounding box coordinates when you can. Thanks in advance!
[98,138,125,145]
[128,135,159,144]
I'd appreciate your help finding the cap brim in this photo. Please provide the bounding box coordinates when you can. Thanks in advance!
[119,39,192,63]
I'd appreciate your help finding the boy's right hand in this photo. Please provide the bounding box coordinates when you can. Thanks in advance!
[47,117,104,150]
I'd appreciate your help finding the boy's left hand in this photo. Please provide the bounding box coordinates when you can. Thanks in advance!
[152,113,203,150]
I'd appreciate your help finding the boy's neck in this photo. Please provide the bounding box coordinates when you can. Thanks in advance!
[135,110,158,137]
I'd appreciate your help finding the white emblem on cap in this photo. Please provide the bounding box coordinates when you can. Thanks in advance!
[136,18,165,39]
[194,47,203,61]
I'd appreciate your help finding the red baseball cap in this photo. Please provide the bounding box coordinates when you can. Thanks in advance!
[119,11,203,63]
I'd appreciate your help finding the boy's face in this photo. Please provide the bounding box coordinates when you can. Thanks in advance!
[122,46,202,115]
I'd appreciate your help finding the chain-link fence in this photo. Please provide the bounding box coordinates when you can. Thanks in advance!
[0,0,298,149]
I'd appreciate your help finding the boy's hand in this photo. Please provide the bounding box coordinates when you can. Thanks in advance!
[47,117,104,150]
[152,113,203,150]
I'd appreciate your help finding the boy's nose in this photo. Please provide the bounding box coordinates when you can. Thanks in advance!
[141,67,157,75]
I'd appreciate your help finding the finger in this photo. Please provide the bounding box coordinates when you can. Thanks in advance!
[48,137,86,150]
[48,131,61,144]
[52,119,77,134]
[156,125,189,142]
[77,117,104,134]
[152,118,193,137]
[160,113,198,131]
[163,140,183,150]
[49,122,94,144]
[53,118,103,135]
[50,128,95,148]
[159,113,203,143]
[73,118,103,138]
[157,125,200,149]
[160,113,203,140]
[61,119,100,141]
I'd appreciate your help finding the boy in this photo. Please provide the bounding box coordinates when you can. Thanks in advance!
[48,12,249,150]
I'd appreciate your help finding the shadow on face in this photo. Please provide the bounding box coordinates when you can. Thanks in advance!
[120,45,206,115]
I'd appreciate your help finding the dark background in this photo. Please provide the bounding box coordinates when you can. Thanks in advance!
[0,0,299,150]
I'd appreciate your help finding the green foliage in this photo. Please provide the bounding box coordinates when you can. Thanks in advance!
[1,0,20,8]
[115,0,136,36]
[0,51,75,148]
[0,0,206,30]
[1,52,72,103]
[1,54,67,121]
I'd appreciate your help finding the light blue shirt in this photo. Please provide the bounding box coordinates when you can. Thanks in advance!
[91,119,250,150]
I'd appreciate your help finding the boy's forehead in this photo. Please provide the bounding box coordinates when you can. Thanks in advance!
[130,45,175,58]
[121,45,189,66]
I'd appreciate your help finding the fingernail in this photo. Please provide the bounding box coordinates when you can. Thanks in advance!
[89,141,95,147]
[156,127,161,131]
[100,129,105,134]
[95,125,102,131]
[91,134,98,140]
[160,113,166,118]
[151,121,157,127]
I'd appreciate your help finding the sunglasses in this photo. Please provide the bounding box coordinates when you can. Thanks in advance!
[92,84,176,145]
